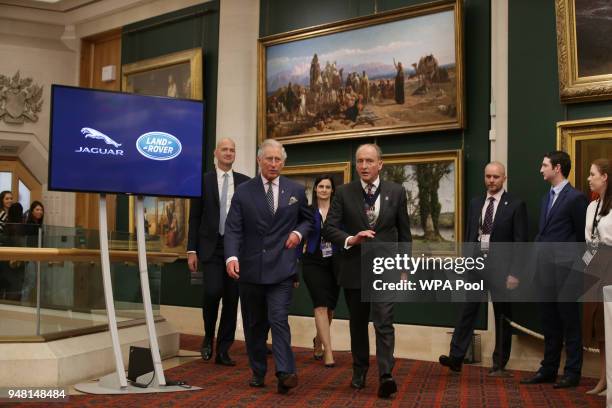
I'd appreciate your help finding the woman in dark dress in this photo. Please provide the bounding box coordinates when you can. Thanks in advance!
[303,175,340,367]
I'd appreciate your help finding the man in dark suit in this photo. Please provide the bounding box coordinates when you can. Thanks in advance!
[187,138,250,365]
[521,150,588,388]
[225,139,312,394]
[323,144,412,398]
[439,162,528,375]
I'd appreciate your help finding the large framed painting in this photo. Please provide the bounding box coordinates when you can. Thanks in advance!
[381,150,463,254]
[556,0,612,102]
[122,48,203,255]
[557,117,612,197]
[258,0,464,145]
[283,162,351,204]
[121,48,203,99]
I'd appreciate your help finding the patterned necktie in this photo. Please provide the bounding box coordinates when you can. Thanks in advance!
[219,173,228,235]
[266,181,275,215]
[364,183,376,227]
[546,189,556,219]
[481,197,495,234]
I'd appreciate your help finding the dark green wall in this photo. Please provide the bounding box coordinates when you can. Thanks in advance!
[262,0,491,327]
[116,2,220,308]
[508,0,611,332]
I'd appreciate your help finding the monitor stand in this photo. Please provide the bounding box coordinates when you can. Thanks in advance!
[75,194,199,395]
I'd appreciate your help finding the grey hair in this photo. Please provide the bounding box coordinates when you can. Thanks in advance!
[355,143,383,160]
[257,138,287,161]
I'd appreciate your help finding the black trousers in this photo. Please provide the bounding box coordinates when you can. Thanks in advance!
[449,300,513,368]
[201,237,239,355]
[344,288,395,376]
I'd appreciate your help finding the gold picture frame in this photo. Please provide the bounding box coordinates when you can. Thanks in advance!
[122,48,203,255]
[557,117,612,195]
[122,48,203,100]
[555,0,612,102]
[381,149,463,254]
[283,162,351,204]
[258,0,465,145]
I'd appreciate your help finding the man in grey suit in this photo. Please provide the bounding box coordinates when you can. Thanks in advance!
[323,144,412,398]
[225,139,312,394]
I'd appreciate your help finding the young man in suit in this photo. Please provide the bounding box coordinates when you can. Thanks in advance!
[521,150,588,388]
[439,162,528,375]
[323,144,412,398]
[224,139,312,394]
[187,138,250,365]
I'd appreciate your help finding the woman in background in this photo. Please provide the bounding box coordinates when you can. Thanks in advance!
[1,203,24,300]
[582,158,611,395]
[302,175,340,367]
[0,191,14,236]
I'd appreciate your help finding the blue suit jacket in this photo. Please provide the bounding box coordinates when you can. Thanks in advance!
[224,175,313,284]
[535,182,588,243]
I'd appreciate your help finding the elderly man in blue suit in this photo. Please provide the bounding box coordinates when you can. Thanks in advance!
[521,150,588,389]
[224,139,313,394]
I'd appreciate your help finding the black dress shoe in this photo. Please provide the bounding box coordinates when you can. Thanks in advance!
[439,355,462,372]
[215,352,236,366]
[553,376,580,389]
[249,376,265,388]
[351,369,367,389]
[520,372,556,384]
[200,337,213,361]
[377,376,397,398]
[276,372,298,394]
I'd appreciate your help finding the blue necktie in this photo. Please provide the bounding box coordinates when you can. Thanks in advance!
[219,173,228,235]
[546,189,556,219]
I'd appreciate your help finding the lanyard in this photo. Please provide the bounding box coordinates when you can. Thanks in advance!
[591,199,601,240]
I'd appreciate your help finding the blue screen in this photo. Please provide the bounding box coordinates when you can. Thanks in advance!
[49,85,204,198]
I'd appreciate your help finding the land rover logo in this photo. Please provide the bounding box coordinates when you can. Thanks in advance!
[136,131,182,161]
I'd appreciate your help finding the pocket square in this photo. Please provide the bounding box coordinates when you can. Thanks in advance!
[288,196,298,205]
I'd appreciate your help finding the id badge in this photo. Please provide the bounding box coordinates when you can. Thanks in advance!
[480,234,490,252]
[321,241,333,258]
[583,250,594,266]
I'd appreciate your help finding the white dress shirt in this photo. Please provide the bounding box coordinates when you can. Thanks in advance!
[217,167,235,215]
[261,174,279,212]
[549,179,569,208]
[480,189,505,227]
[586,199,612,246]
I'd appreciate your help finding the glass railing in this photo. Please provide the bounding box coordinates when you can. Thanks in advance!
[0,224,170,340]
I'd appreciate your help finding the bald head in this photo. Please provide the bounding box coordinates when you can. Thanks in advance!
[215,138,236,171]
[485,161,506,175]
[484,161,506,194]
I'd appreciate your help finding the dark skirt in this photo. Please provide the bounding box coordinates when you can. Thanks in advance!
[302,252,340,309]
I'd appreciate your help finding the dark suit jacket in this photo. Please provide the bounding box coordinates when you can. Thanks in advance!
[224,175,313,284]
[187,170,250,262]
[322,179,412,289]
[465,192,528,286]
[535,182,588,243]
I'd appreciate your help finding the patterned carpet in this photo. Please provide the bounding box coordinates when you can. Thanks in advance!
[8,333,606,407]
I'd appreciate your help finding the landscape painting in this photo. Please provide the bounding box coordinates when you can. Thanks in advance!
[381,150,463,254]
[258,0,464,144]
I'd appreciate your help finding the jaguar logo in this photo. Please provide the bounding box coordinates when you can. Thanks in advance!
[75,127,124,156]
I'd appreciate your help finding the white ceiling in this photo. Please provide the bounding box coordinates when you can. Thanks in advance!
[0,0,98,12]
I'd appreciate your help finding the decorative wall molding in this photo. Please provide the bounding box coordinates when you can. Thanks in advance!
[0,71,43,124]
